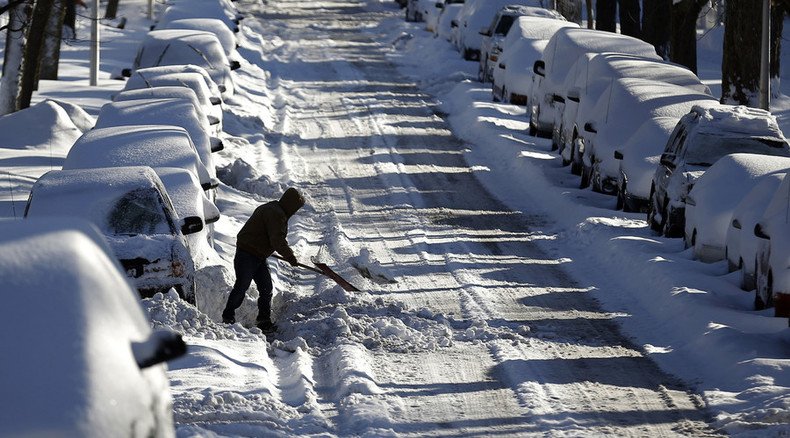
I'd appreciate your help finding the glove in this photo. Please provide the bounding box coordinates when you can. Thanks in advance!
[285,255,298,266]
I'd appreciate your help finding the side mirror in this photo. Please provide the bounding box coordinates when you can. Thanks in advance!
[732,218,742,229]
[533,60,545,77]
[229,60,241,71]
[217,84,227,93]
[498,63,506,70]
[435,2,444,8]
[209,96,222,106]
[552,94,565,104]
[754,222,770,239]
[584,121,597,134]
[206,213,221,224]
[132,330,187,369]
[660,153,676,167]
[567,86,580,103]
[685,196,696,206]
[613,150,623,160]
[479,27,491,37]
[181,216,204,235]
[208,115,221,126]
[450,20,458,28]
[210,137,225,153]
[121,68,132,78]
[210,178,220,189]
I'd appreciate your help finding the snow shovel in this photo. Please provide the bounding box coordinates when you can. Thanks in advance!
[271,254,360,292]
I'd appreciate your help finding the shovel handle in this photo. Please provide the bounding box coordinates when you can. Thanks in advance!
[270,253,323,274]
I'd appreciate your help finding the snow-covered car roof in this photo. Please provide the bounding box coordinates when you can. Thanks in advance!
[690,104,787,141]
[113,87,215,127]
[64,125,212,189]
[161,18,237,58]
[131,30,234,96]
[0,218,173,437]
[94,99,216,175]
[0,100,83,151]
[583,53,710,95]
[128,65,222,100]
[465,0,561,49]
[503,16,577,48]
[158,4,240,33]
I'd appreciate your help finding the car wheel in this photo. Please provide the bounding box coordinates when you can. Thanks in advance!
[756,270,773,310]
[590,165,602,193]
[616,186,624,210]
[528,121,537,137]
[647,188,662,233]
[580,165,591,189]
[478,63,485,82]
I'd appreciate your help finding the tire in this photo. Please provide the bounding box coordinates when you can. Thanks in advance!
[755,270,773,310]
[579,165,591,189]
[647,188,662,232]
[478,63,485,82]
[616,186,624,210]
[528,121,537,137]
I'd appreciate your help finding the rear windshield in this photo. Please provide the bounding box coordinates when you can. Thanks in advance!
[106,188,173,236]
[683,134,788,166]
[495,15,516,35]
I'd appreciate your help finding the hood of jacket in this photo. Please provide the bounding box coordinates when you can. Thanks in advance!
[278,187,305,218]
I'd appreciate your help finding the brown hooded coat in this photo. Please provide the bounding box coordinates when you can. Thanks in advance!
[236,188,304,260]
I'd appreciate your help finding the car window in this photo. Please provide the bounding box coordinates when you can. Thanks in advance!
[106,188,174,236]
[682,135,788,166]
[494,15,515,35]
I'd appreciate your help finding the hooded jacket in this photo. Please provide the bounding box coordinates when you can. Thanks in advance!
[236,188,305,260]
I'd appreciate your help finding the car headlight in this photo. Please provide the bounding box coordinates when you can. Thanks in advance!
[489,54,498,62]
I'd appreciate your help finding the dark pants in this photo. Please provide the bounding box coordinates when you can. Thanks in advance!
[222,249,273,323]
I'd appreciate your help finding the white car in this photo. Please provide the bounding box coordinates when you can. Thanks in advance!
[491,16,577,104]
[25,167,203,303]
[64,125,216,192]
[460,0,554,61]
[478,5,563,82]
[754,171,790,316]
[583,79,717,194]
[614,116,678,212]
[157,3,241,33]
[94,99,222,180]
[437,3,464,41]
[113,86,221,135]
[160,18,238,60]
[684,153,790,263]
[725,173,785,290]
[127,30,238,97]
[0,218,185,437]
[529,27,660,137]
[126,65,223,102]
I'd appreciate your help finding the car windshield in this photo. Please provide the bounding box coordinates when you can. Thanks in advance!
[106,188,173,236]
[494,15,516,35]
[683,134,788,166]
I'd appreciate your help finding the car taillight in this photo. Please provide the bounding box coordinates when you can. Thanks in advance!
[172,260,185,277]
[489,54,498,62]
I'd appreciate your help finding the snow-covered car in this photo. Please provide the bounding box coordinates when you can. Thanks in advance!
[460,0,555,61]
[94,99,222,180]
[113,86,220,135]
[614,117,678,212]
[529,27,660,137]
[63,125,217,192]
[154,167,221,265]
[582,79,717,194]
[405,0,427,21]
[557,53,710,162]
[684,154,790,263]
[159,18,238,60]
[24,167,203,303]
[725,173,786,290]
[649,105,790,238]
[754,172,790,316]
[426,0,461,32]
[478,5,563,82]
[491,16,577,104]
[125,30,238,97]
[157,3,241,33]
[0,218,185,437]
[123,68,223,129]
[437,3,464,41]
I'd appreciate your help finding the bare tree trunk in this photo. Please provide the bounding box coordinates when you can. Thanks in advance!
[0,0,33,115]
[18,0,53,109]
[586,0,594,28]
[596,0,616,32]
[770,0,788,96]
[39,0,66,80]
[669,0,706,73]
[721,0,762,105]
[642,0,671,58]
[105,0,120,19]
[619,0,641,37]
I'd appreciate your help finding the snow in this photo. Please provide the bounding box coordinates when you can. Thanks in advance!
[160,18,239,58]
[1,0,790,435]
[618,116,679,202]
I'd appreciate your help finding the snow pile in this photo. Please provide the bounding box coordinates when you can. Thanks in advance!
[695,104,785,139]
[351,248,397,284]
[217,157,286,200]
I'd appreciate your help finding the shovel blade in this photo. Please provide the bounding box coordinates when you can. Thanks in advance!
[313,262,360,292]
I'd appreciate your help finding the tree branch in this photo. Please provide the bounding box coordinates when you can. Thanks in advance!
[0,0,30,16]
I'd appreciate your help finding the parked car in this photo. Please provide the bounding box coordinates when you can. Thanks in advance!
[582,79,717,194]
[725,173,786,290]
[478,5,563,82]
[94,99,222,181]
[122,68,223,130]
[160,18,238,60]
[0,218,185,437]
[648,105,790,237]
[426,0,462,32]
[684,153,790,263]
[156,3,240,33]
[437,3,464,41]
[24,167,203,303]
[491,16,577,104]
[405,0,430,21]
[556,53,710,162]
[126,65,223,103]
[113,86,220,135]
[64,125,216,192]
[754,172,790,316]
[460,0,555,61]
[529,27,660,137]
[614,117,678,212]
[125,30,238,97]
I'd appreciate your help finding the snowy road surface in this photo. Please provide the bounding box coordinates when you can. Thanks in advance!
[162,0,722,435]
